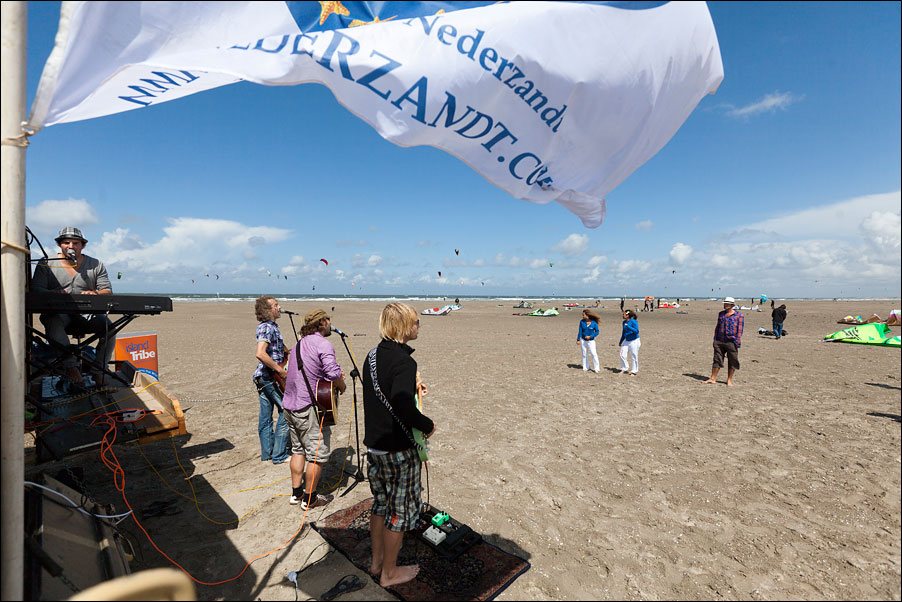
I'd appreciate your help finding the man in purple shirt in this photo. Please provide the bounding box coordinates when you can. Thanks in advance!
[282,309,347,510]
[704,296,744,387]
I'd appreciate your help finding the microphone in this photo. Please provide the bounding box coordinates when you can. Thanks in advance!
[283,310,299,316]
[66,249,77,262]
[331,326,347,337]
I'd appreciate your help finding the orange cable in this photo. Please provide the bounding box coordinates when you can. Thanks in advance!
[92,406,329,586]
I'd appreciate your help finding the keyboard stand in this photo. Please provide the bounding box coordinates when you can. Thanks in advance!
[26,314,139,387]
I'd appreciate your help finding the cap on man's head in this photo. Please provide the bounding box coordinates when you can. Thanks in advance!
[304,308,331,326]
[55,226,88,245]
[723,297,735,304]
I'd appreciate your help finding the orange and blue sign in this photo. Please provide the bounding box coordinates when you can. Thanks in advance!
[114,331,160,378]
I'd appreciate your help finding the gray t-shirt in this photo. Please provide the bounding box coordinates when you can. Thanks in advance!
[31,254,112,294]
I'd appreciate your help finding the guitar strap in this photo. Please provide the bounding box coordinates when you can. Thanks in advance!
[295,337,323,417]
[366,347,423,453]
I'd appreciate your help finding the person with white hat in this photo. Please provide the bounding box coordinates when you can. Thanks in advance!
[704,297,744,387]
[31,227,114,383]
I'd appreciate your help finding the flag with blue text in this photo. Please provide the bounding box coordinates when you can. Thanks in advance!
[28,1,723,227]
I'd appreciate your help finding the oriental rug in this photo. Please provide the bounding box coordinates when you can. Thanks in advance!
[312,497,530,601]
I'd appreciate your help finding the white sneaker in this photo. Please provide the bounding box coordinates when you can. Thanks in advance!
[289,495,301,506]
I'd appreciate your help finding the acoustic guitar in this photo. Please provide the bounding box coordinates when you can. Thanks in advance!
[412,379,429,462]
[314,379,339,426]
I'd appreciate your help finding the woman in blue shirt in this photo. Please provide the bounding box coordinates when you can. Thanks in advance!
[577,310,600,372]
[619,310,640,375]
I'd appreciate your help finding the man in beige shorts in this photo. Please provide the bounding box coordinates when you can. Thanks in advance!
[280,309,346,510]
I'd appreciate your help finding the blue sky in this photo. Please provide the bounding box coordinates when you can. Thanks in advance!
[23,1,901,298]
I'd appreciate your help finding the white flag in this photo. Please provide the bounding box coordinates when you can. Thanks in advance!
[29,1,723,227]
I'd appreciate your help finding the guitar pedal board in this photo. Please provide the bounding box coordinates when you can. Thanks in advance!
[416,503,482,560]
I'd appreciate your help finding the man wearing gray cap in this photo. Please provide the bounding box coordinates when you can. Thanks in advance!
[704,297,744,387]
[31,227,114,382]
[281,309,347,510]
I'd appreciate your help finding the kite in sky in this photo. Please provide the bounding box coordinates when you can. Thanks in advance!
[320,258,329,266]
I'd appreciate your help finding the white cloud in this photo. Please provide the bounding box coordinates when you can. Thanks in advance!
[612,259,650,274]
[670,243,693,265]
[582,266,602,283]
[550,233,589,257]
[91,217,291,274]
[588,255,607,267]
[367,254,382,266]
[726,91,803,118]
[635,220,654,232]
[27,198,100,234]
[860,211,901,257]
[529,258,551,269]
[738,191,900,241]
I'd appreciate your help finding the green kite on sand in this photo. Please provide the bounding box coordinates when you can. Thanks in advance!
[824,323,898,346]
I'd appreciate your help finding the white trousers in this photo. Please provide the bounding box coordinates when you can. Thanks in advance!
[581,339,599,371]
[619,338,641,373]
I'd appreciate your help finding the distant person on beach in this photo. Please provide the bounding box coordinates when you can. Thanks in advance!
[620,297,625,312]
[31,226,114,383]
[577,310,600,372]
[362,303,435,587]
[643,298,649,312]
[253,296,289,465]
[282,309,347,510]
[771,299,775,309]
[704,297,744,387]
[619,310,640,375]
[772,304,787,339]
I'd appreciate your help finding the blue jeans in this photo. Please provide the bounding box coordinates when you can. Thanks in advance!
[773,321,784,339]
[256,378,289,463]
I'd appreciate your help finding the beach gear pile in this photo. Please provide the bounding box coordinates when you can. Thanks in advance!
[525,308,559,317]
[758,327,789,337]
[513,301,533,309]
[824,323,899,347]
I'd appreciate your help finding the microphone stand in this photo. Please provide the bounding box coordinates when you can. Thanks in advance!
[335,331,366,496]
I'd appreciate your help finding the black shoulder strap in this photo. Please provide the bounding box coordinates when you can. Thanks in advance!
[295,337,320,410]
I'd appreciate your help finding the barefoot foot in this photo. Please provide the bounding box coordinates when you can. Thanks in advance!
[381,564,420,587]
[703,378,716,384]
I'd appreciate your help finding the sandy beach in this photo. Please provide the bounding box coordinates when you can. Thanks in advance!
[26,299,901,600]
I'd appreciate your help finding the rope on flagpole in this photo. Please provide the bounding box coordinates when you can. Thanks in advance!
[1,240,29,254]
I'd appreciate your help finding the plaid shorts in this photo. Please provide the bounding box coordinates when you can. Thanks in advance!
[367,449,422,532]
